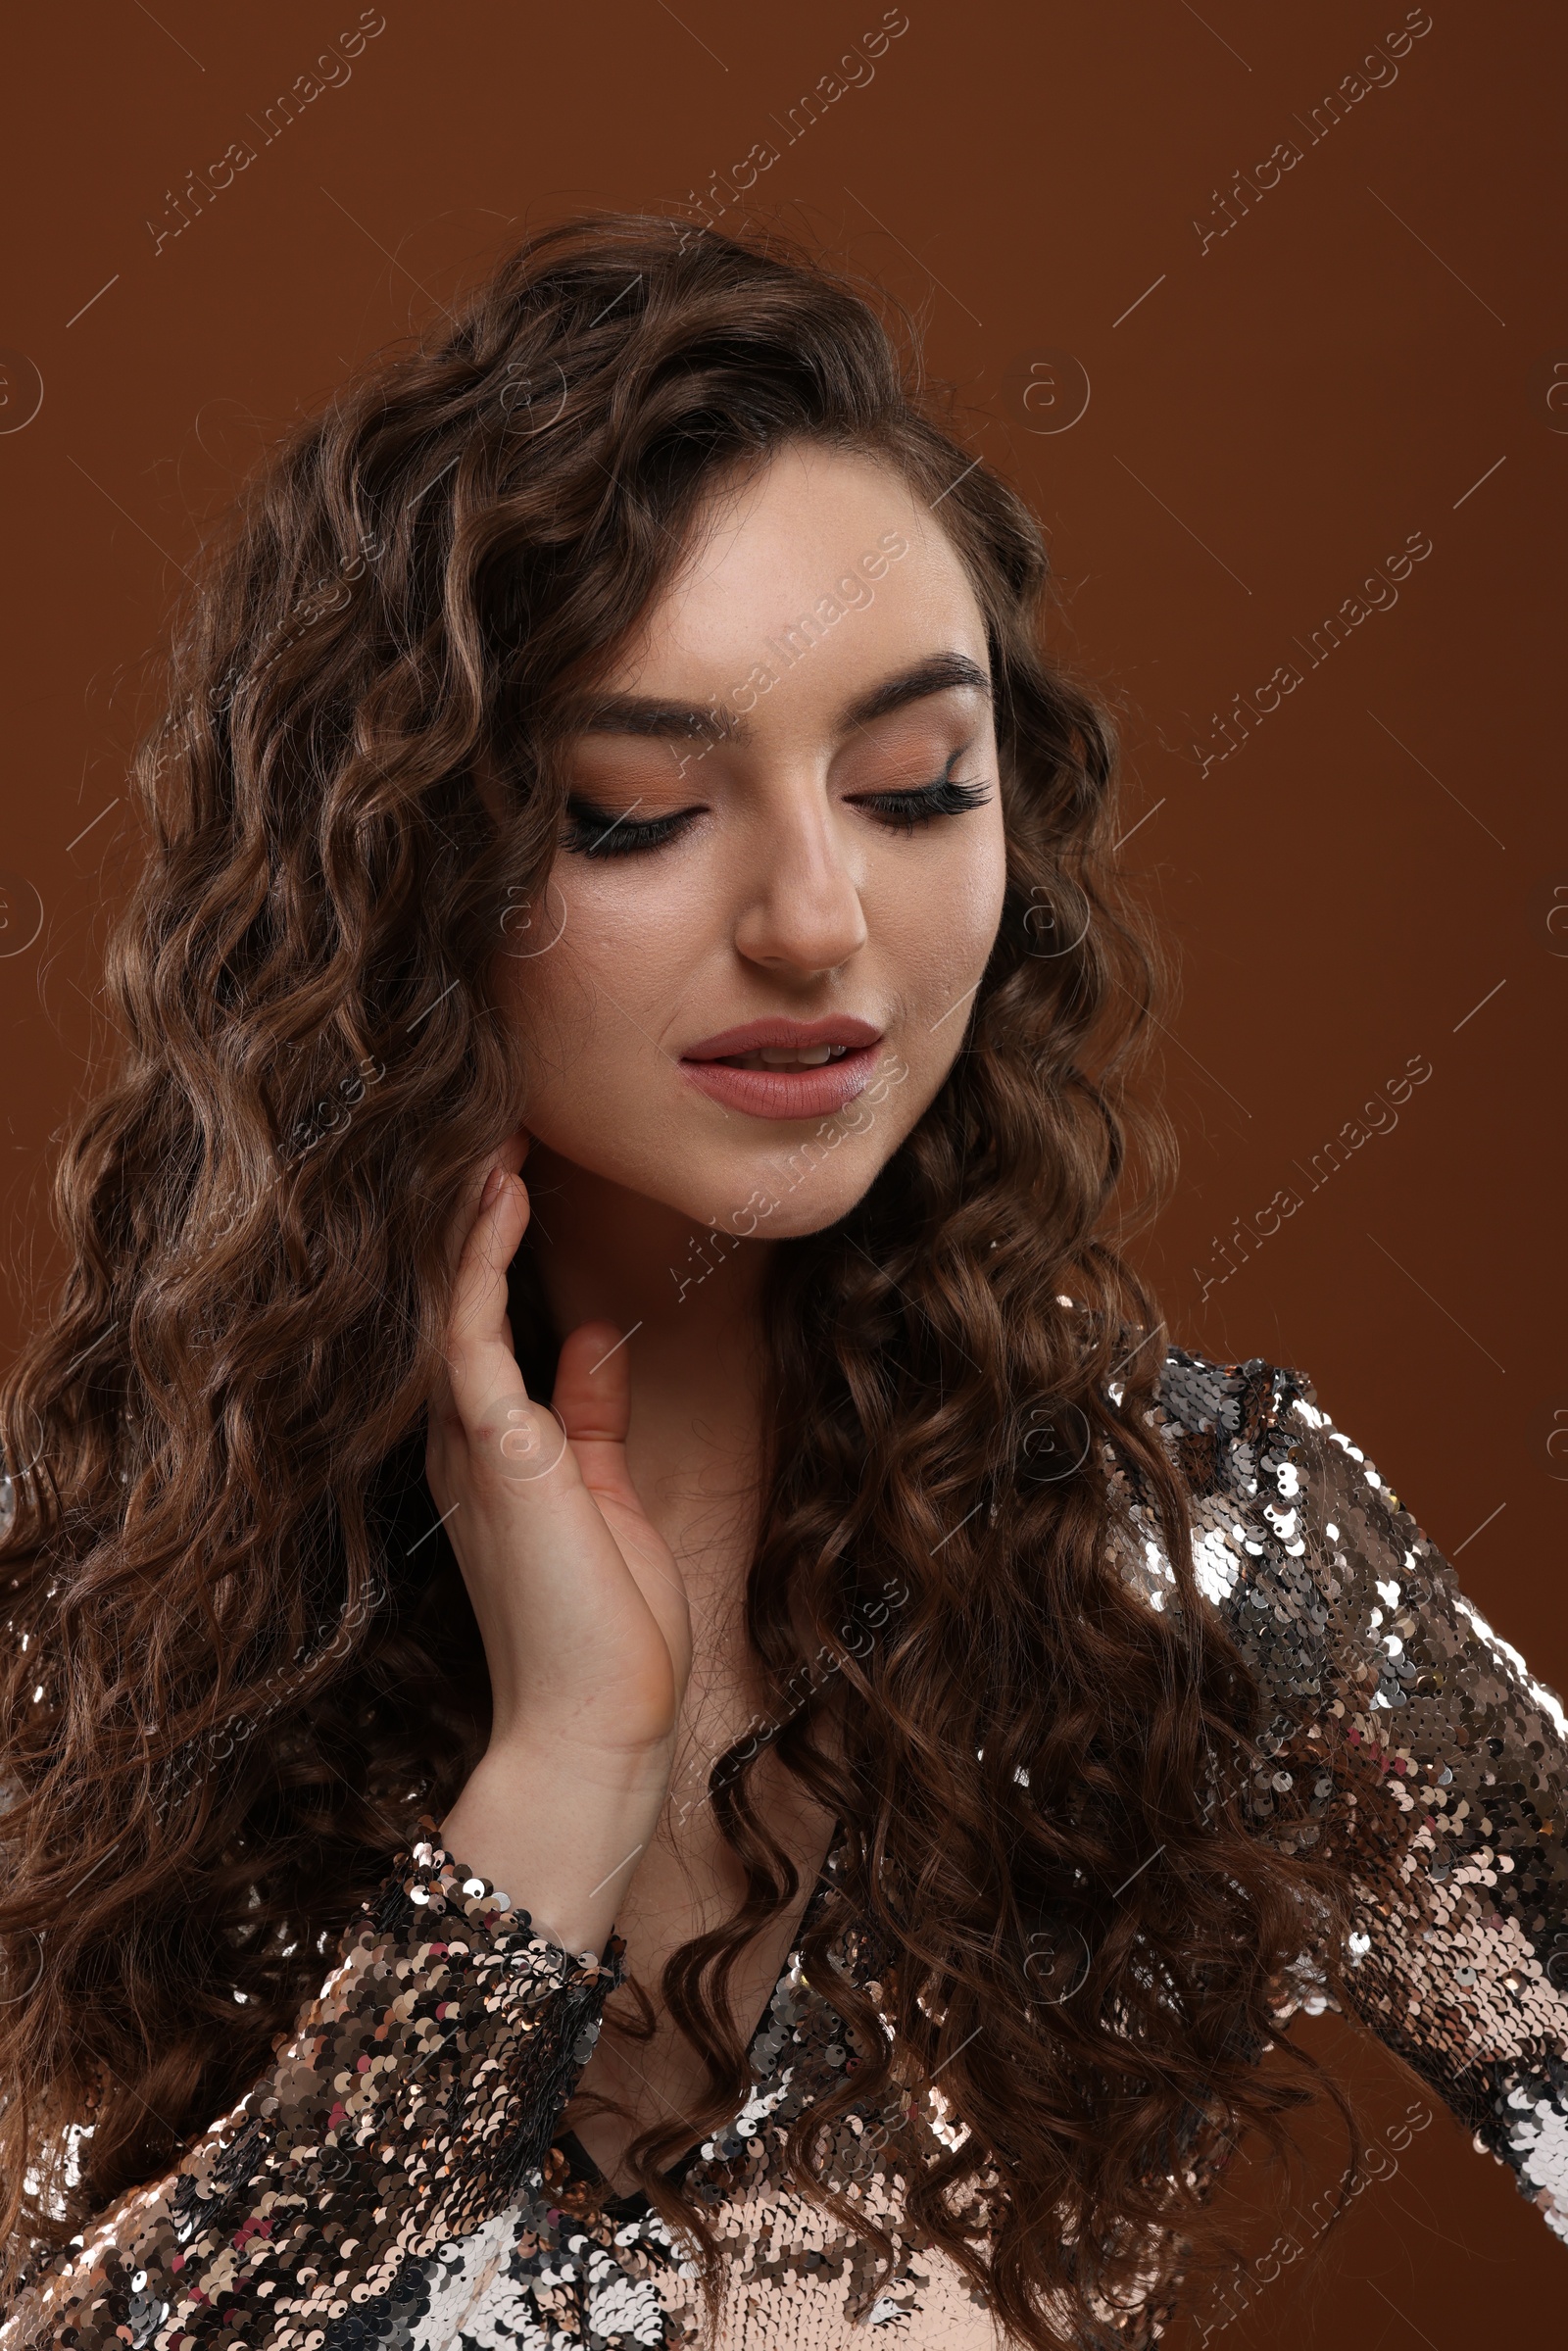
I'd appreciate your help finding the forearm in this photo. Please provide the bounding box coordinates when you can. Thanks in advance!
[2,1835,622,2348]
[439,1733,673,1958]
[1279,1395,1568,2234]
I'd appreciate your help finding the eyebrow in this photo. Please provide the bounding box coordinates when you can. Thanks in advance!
[568,650,992,750]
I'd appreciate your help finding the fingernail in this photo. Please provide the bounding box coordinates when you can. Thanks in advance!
[479,1163,505,1212]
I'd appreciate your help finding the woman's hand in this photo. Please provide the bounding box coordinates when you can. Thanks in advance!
[426,1133,692,1953]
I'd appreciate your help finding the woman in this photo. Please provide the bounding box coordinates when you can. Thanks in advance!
[0,214,1561,2351]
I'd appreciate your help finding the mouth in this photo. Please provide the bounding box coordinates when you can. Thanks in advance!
[679,1017,886,1122]
[712,1041,855,1071]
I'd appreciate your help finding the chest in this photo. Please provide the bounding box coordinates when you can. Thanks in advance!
[563,1753,838,2191]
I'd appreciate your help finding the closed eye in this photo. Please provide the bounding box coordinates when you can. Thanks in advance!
[559,796,706,858]
[560,763,994,857]
[847,766,993,836]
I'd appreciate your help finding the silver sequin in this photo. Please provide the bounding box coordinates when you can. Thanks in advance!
[3,1347,1563,2347]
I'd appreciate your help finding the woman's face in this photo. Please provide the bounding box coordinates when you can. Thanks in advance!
[495,440,1007,1241]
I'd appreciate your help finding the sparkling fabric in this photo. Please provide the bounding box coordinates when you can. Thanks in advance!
[4,1345,1564,2347]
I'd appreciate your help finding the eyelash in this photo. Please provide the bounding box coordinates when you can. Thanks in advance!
[560,769,993,859]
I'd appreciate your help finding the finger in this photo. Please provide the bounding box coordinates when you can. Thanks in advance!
[433,1131,531,1425]
[553,1324,690,1645]
[444,1129,531,1279]
[552,1318,631,1449]
[553,1322,660,1528]
[432,1163,516,1435]
[445,1168,534,1429]
[553,1324,631,1500]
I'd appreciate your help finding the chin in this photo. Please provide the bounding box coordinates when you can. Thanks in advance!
[711,1184,869,1244]
[687,1126,900,1241]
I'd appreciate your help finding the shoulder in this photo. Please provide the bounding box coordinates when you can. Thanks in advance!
[1145,1338,1402,1549]
[1148,1341,1318,1505]
[1116,1342,1419,1713]
[1130,1341,1564,1755]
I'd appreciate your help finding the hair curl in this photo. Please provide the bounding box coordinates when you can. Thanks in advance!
[0,212,1362,2344]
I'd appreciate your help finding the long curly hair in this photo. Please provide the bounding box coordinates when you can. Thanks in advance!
[0,213,1362,2344]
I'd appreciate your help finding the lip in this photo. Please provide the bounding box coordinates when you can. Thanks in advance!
[682,1015,884,1060]
[679,1014,886,1123]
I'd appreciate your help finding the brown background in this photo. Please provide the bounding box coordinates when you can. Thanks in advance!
[1,0,1563,2338]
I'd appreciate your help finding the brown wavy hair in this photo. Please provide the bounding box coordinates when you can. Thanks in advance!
[0,213,1363,2344]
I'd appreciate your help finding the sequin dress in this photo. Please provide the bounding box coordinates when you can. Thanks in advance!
[4,1347,1565,2348]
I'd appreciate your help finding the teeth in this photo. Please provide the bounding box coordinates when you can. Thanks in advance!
[726,1044,852,1070]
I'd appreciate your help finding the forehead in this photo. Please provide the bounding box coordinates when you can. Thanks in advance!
[588,442,988,707]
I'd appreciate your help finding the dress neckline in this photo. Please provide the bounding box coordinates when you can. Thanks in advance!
[551,1822,846,2210]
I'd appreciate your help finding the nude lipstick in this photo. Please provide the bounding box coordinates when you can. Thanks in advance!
[679,1015,885,1120]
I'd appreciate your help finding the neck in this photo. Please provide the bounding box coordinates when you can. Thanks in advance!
[520,1142,777,1345]
[517,1144,777,1567]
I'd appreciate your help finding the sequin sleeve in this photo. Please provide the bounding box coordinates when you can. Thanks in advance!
[1200,1361,1568,2246]
[0,1834,624,2349]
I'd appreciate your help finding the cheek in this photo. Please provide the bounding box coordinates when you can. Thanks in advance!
[875,824,1007,1011]
[497,868,717,1158]
[496,898,641,1102]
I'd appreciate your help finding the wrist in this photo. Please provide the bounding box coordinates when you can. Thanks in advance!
[478,1725,676,1801]
[439,1736,673,1959]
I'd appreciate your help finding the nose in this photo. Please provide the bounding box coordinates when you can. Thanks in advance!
[730,788,869,978]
